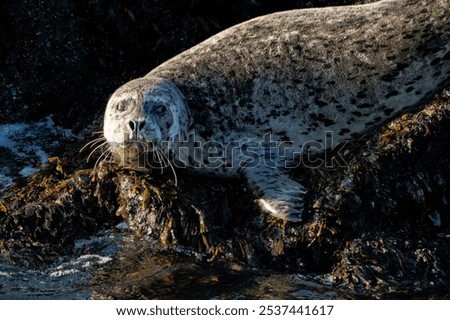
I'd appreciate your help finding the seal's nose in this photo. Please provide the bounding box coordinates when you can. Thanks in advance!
[128,120,145,132]
[128,120,145,140]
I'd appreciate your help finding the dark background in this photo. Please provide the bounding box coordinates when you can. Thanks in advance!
[0,0,360,131]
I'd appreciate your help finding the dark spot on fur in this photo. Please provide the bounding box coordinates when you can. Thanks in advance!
[443,51,450,60]
[244,115,255,125]
[381,71,399,82]
[315,87,326,94]
[338,128,351,136]
[268,110,280,117]
[314,98,328,107]
[357,103,372,109]
[385,90,399,99]
[414,75,423,81]
[405,86,415,93]
[256,118,268,125]
[386,54,396,61]
[322,119,335,127]
[337,107,346,113]
[396,63,409,71]
[351,111,362,117]
[383,108,394,116]
[359,79,367,85]
[438,79,449,87]
[415,91,422,96]
[403,33,415,39]
[356,91,367,99]
[311,113,335,127]
[430,57,441,66]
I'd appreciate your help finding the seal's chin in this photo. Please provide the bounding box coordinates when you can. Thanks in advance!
[108,139,153,171]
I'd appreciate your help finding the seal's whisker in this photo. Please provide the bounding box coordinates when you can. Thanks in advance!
[153,146,165,174]
[156,144,178,186]
[93,147,111,172]
[87,141,109,162]
[80,137,107,152]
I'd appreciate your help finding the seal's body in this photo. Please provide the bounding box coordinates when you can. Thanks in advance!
[103,0,450,221]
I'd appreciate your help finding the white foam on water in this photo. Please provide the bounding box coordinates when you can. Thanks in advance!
[49,254,113,278]
[47,259,107,278]
[0,115,74,192]
[47,258,96,278]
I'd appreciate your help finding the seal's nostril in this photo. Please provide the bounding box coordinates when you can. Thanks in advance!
[138,120,145,131]
[128,120,145,132]
[128,121,135,131]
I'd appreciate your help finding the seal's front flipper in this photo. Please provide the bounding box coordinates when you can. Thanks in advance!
[244,167,307,222]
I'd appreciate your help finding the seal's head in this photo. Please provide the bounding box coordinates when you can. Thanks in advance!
[103,77,190,170]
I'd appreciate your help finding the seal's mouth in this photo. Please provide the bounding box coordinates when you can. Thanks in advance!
[109,140,166,171]
[122,140,150,148]
[110,139,157,152]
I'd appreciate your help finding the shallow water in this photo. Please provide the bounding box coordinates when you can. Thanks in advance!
[0,228,123,299]
[0,117,74,193]
[0,225,347,300]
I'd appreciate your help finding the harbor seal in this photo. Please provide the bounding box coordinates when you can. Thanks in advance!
[102,0,450,222]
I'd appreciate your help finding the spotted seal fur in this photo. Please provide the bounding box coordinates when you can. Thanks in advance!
[102,0,450,222]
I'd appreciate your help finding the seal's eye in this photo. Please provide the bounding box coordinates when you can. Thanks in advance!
[154,104,168,115]
[116,101,127,112]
